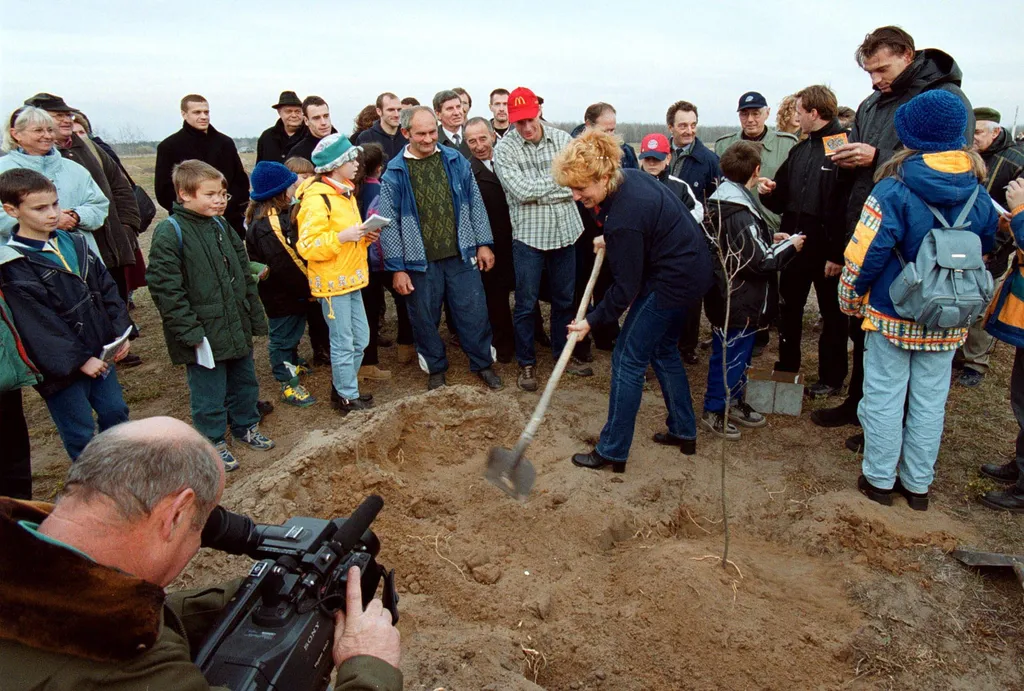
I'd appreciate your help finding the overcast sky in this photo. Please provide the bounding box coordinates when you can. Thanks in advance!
[2,0,1021,141]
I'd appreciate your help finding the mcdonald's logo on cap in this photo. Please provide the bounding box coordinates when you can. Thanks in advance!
[507,86,541,124]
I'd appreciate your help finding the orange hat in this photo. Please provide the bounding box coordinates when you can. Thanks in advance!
[508,87,540,123]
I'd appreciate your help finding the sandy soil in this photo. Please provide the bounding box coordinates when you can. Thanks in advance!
[22,154,1024,689]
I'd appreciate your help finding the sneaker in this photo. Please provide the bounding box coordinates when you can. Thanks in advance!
[477,367,504,390]
[396,344,417,365]
[980,461,1020,484]
[701,411,741,440]
[518,365,538,391]
[957,369,984,388]
[235,424,275,451]
[358,365,392,381]
[806,382,841,399]
[728,401,766,428]
[281,380,316,408]
[565,357,594,377]
[334,395,372,416]
[427,372,446,390]
[293,362,311,378]
[214,441,239,472]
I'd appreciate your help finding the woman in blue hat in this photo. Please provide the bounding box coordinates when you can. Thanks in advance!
[838,90,998,511]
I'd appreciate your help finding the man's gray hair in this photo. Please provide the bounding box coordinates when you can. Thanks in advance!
[979,120,1001,133]
[432,89,461,113]
[2,106,54,153]
[63,422,222,529]
[464,117,494,134]
[400,105,437,131]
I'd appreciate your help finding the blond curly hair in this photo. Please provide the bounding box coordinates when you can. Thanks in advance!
[552,130,624,193]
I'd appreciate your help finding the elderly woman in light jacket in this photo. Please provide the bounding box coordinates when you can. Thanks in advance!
[0,107,108,255]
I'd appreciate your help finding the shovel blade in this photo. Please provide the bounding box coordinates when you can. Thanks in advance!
[485,447,536,499]
[952,548,1024,568]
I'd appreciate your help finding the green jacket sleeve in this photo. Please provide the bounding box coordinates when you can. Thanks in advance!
[335,655,404,691]
[146,220,207,348]
[225,221,268,337]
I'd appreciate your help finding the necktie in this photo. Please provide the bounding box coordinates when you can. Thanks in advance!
[453,134,461,146]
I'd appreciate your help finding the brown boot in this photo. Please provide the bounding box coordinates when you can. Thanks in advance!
[359,365,392,381]
[396,344,416,365]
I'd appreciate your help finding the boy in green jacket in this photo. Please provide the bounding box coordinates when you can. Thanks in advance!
[147,160,273,471]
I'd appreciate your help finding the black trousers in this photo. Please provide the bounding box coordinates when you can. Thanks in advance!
[361,271,413,366]
[0,389,32,499]
[482,283,515,360]
[776,251,848,388]
[307,300,331,358]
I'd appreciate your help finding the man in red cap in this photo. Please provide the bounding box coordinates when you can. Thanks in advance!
[493,87,591,392]
[639,133,703,223]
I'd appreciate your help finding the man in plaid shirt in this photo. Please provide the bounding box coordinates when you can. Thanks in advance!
[494,87,592,391]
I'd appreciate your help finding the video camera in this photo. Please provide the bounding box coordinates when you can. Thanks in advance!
[193,494,399,691]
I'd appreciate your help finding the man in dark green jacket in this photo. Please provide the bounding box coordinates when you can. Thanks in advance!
[0,268,40,499]
[0,417,403,691]
[146,161,273,471]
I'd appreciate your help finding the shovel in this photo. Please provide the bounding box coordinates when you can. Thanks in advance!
[951,548,1024,590]
[486,247,606,500]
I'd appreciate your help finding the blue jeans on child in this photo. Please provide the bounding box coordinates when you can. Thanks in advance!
[595,292,697,462]
[404,256,493,374]
[703,328,757,413]
[859,330,956,494]
[322,291,369,399]
[512,240,576,366]
[268,314,308,382]
[186,356,261,443]
[44,368,130,460]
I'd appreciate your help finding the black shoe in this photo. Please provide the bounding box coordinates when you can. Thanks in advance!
[957,369,984,388]
[257,400,275,420]
[845,432,864,453]
[565,358,594,377]
[980,461,1020,484]
[810,401,860,428]
[427,372,446,390]
[893,477,929,511]
[478,367,504,390]
[980,488,1024,513]
[118,353,143,369]
[680,349,699,366]
[333,396,371,415]
[535,331,552,348]
[571,450,625,473]
[858,475,893,506]
[806,382,841,399]
[653,432,697,456]
[359,393,374,404]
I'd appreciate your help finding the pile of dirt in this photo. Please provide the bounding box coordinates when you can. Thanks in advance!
[179,386,1023,689]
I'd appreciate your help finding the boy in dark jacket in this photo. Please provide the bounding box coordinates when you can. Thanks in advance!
[702,142,803,439]
[244,161,316,408]
[147,160,272,471]
[0,169,131,461]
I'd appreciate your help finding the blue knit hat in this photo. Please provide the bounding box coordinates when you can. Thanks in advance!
[894,90,968,153]
[311,133,361,173]
[250,161,297,201]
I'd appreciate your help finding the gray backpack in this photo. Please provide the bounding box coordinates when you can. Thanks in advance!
[888,185,994,330]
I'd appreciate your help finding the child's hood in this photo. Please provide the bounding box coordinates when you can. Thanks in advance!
[295,175,353,202]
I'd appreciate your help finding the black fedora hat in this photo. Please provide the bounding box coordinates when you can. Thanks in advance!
[272,91,302,109]
[24,92,75,112]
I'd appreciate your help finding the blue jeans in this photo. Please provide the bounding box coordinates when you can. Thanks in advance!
[268,314,307,382]
[703,328,757,414]
[512,240,576,366]
[596,292,696,462]
[405,256,493,374]
[859,330,956,493]
[186,356,261,443]
[322,291,370,399]
[44,369,129,460]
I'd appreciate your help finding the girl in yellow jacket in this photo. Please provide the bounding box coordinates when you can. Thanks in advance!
[297,134,380,414]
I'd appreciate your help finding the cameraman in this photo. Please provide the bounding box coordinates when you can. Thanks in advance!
[0,416,402,690]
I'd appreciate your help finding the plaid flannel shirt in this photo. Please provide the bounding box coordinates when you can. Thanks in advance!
[493,126,583,251]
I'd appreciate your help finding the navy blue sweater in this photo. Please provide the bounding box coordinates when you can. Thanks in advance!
[588,170,713,326]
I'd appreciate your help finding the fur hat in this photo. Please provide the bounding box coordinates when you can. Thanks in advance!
[894,90,967,153]
[311,134,361,173]
[250,161,297,201]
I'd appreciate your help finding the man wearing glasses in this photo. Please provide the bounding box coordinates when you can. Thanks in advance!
[155,94,251,237]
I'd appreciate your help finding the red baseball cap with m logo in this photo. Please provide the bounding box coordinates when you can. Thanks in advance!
[508,87,541,123]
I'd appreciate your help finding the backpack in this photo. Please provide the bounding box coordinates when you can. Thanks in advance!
[888,185,994,330]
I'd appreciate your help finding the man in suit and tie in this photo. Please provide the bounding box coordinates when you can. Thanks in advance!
[434,89,471,158]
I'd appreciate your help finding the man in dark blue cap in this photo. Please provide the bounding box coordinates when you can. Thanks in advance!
[714,91,798,232]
